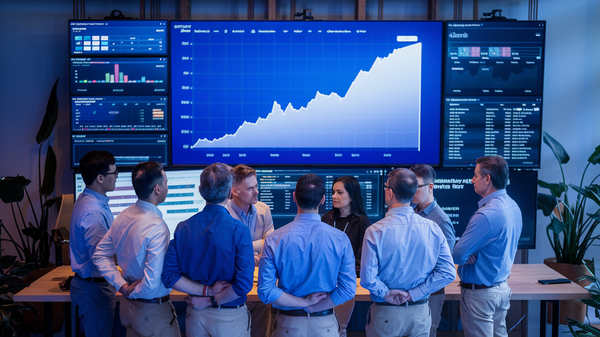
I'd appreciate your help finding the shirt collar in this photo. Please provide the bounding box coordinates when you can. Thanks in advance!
[293,213,322,222]
[83,187,110,206]
[385,206,414,217]
[202,204,230,214]
[478,189,507,208]
[418,199,438,216]
[229,199,255,217]
[135,199,163,218]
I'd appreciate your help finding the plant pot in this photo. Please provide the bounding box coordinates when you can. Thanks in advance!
[544,257,591,325]
[20,263,65,334]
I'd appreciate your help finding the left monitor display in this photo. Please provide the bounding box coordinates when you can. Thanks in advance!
[74,169,204,239]
[69,20,168,56]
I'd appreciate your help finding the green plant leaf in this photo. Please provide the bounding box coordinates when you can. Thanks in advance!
[588,145,600,165]
[539,179,567,198]
[543,131,570,164]
[0,176,30,203]
[40,145,57,196]
[43,195,62,208]
[537,193,557,217]
[20,227,40,242]
[35,78,59,144]
[547,218,568,234]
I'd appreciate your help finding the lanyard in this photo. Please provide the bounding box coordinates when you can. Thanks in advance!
[333,220,350,233]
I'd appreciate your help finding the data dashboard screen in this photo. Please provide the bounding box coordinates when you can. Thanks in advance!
[170,21,442,166]
[255,167,386,228]
[75,169,203,239]
[70,57,168,95]
[71,133,168,167]
[442,21,545,168]
[69,20,167,55]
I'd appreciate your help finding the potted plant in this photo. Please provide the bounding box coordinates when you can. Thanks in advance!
[567,264,600,336]
[537,130,600,324]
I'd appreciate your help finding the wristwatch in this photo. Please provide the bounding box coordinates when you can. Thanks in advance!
[210,296,218,308]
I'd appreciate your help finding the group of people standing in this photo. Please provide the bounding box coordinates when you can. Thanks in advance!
[69,150,522,337]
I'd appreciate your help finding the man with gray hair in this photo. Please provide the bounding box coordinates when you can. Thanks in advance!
[162,162,255,337]
[361,168,455,337]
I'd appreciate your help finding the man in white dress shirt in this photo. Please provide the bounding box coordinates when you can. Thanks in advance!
[93,161,180,336]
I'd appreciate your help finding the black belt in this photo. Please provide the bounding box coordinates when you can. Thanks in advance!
[209,304,244,309]
[76,274,107,283]
[130,295,171,304]
[274,308,333,317]
[460,281,498,290]
[375,299,428,306]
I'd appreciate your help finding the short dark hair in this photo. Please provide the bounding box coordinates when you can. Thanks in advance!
[332,176,367,216]
[79,151,116,186]
[231,164,256,186]
[200,163,232,204]
[387,168,418,203]
[476,156,509,190]
[295,173,325,210]
[132,162,164,200]
[409,164,436,184]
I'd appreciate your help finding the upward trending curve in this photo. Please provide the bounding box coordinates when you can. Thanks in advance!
[192,42,422,150]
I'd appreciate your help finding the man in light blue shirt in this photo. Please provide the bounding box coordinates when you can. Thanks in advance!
[361,168,455,337]
[258,173,356,337]
[93,161,180,336]
[226,164,274,337]
[452,156,522,337]
[410,164,456,337]
[70,150,125,337]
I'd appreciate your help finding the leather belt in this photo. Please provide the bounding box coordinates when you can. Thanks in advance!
[130,295,170,304]
[375,299,428,306]
[460,281,497,290]
[76,274,107,283]
[274,308,334,317]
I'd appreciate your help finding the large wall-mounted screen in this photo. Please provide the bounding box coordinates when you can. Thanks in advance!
[442,21,545,169]
[69,20,167,56]
[170,21,443,166]
[75,169,203,239]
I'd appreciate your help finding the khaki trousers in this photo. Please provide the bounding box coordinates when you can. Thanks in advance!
[119,298,180,337]
[366,302,431,337]
[273,312,339,337]
[334,299,356,337]
[186,304,251,337]
[460,282,511,337]
[428,293,445,337]
[246,301,272,337]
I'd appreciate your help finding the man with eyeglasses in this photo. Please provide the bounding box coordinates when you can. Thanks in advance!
[70,150,126,337]
[226,164,274,337]
[410,164,455,337]
[361,168,455,337]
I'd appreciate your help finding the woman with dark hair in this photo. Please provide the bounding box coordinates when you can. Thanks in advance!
[321,176,371,337]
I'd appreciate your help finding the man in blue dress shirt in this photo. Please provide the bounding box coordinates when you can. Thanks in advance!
[161,162,254,337]
[452,156,522,337]
[361,168,455,337]
[226,164,274,337]
[93,162,180,336]
[69,150,121,337]
[257,173,356,337]
[410,164,456,337]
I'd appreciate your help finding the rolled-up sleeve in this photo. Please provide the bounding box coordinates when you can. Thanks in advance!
[330,237,356,306]
[360,228,389,302]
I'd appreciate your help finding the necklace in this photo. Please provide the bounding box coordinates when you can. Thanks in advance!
[333,220,350,233]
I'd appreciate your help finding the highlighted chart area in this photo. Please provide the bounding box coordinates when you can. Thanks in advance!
[193,43,421,150]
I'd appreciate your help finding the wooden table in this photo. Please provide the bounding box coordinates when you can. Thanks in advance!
[15,264,591,337]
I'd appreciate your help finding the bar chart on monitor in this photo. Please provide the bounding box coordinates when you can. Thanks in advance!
[170,21,443,165]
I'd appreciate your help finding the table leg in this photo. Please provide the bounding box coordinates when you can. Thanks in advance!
[65,302,71,337]
[540,300,547,337]
[44,302,53,337]
[551,300,559,337]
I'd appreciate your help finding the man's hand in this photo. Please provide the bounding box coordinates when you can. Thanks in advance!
[384,289,412,305]
[208,280,231,296]
[185,295,211,310]
[118,280,141,298]
[466,253,478,264]
[254,254,260,267]
[304,292,327,307]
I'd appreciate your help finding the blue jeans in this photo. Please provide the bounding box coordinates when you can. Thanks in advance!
[70,274,117,337]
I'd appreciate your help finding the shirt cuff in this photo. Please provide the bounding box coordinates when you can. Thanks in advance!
[252,239,263,253]
[408,285,426,302]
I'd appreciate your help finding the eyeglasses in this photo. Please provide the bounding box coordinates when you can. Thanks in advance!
[103,169,119,176]
[384,184,392,191]
[417,184,429,188]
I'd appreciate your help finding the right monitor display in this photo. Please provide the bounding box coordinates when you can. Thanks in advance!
[442,21,546,169]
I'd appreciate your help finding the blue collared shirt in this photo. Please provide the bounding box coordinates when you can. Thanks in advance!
[416,199,456,252]
[226,199,274,253]
[70,188,114,278]
[453,189,522,286]
[360,207,455,302]
[161,204,254,306]
[257,213,356,310]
